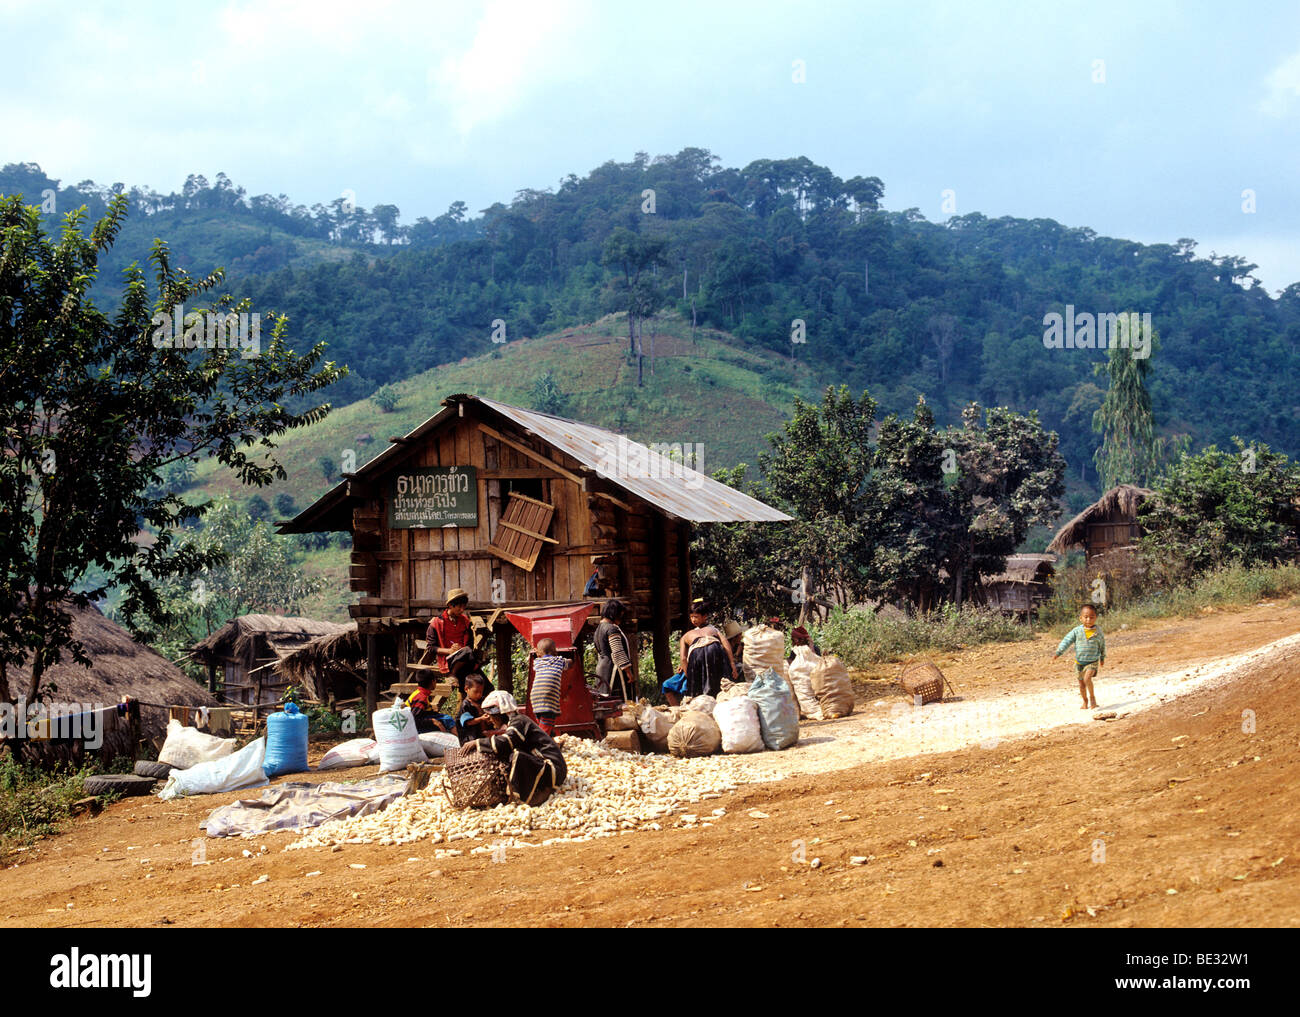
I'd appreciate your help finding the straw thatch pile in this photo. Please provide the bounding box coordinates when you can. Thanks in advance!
[273,623,364,701]
[1047,485,1154,554]
[189,614,349,663]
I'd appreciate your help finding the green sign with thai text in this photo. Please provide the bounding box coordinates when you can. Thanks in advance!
[387,466,478,528]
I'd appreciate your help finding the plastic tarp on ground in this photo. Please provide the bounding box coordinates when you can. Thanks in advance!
[200,775,409,838]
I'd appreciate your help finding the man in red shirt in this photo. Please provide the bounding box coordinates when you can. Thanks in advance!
[421,588,473,674]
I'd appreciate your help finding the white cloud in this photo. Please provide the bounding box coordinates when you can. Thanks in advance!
[430,0,588,134]
[1260,48,1300,116]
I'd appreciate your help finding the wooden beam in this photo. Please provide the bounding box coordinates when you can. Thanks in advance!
[498,518,559,544]
[650,512,672,683]
[475,422,584,485]
[365,632,380,720]
[495,625,514,700]
[590,489,633,513]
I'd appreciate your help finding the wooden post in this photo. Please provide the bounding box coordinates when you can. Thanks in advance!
[495,623,513,699]
[365,631,380,721]
[650,513,672,684]
[207,661,217,697]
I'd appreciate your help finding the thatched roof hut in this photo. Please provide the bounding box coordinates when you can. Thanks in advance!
[978,553,1057,615]
[7,601,216,760]
[273,623,364,702]
[1047,485,1154,560]
[190,614,350,706]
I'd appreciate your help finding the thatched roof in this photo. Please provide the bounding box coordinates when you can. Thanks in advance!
[8,601,216,740]
[273,623,363,700]
[1047,485,1154,553]
[190,614,350,663]
[983,553,1057,586]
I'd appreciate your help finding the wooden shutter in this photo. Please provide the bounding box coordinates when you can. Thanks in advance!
[487,493,556,572]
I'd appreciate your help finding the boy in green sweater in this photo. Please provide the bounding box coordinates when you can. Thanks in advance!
[1054,604,1105,710]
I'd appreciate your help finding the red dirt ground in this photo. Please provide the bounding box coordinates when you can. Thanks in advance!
[3,601,1297,927]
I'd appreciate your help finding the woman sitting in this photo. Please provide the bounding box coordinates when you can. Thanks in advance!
[678,599,739,698]
[468,691,567,807]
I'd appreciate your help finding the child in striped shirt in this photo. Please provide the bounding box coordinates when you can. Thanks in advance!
[530,637,566,736]
[1053,604,1105,710]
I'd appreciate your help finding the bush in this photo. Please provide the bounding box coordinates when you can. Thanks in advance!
[0,753,98,848]
[809,603,1034,670]
[371,385,400,413]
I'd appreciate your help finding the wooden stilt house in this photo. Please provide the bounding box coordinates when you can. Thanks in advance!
[279,394,790,714]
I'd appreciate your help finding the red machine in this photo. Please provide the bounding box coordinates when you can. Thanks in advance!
[506,603,624,740]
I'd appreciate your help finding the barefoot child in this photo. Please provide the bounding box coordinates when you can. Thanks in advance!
[1054,604,1105,709]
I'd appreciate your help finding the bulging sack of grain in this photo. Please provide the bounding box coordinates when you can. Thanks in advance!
[748,668,799,750]
[714,697,763,754]
[811,655,854,718]
[158,719,236,770]
[742,625,786,681]
[317,738,379,770]
[639,705,675,753]
[786,645,824,721]
[372,698,426,773]
[683,694,717,716]
[668,710,722,757]
[716,682,752,703]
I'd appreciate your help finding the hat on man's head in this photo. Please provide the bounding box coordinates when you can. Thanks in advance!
[481,690,519,716]
[722,620,744,640]
[445,588,469,606]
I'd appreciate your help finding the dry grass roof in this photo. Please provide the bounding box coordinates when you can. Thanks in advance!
[1047,485,1154,554]
[8,601,216,739]
[273,624,363,700]
[190,614,350,662]
[984,553,1058,585]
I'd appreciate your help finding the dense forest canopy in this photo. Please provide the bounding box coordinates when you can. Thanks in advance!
[4,151,1297,492]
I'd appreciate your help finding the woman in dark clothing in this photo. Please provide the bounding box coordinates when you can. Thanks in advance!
[678,600,739,699]
[470,691,568,806]
[593,600,635,700]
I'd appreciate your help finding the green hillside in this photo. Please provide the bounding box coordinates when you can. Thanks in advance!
[187,314,818,622]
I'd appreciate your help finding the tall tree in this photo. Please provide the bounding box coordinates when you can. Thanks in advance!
[1092,330,1160,490]
[0,193,343,706]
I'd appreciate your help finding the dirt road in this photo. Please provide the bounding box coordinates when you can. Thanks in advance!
[3,601,1298,927]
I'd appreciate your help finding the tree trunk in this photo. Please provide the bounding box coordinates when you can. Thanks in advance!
[797,564,813,626]
[682,267,687,300]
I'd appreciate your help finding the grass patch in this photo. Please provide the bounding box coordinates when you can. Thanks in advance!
[1039,563,1300,637]
[809,604,1036,671]
[0,753,106,850]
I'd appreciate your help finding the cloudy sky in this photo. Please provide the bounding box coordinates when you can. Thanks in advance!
[3,0,1298,288]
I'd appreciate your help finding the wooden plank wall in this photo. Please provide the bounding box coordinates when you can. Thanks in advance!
[349,407,698,622]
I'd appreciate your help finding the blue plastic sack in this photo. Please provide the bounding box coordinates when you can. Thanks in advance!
[747,668,799,750]
[263,702,309,777]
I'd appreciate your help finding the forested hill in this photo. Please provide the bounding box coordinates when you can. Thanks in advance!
[5,152,1299,487]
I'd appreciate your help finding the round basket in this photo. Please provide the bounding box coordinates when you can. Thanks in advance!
[899,660,948,704]
[442,745,509,809]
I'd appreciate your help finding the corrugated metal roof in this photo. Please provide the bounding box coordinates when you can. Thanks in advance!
[471,396,791,523]
[280,394,791,530]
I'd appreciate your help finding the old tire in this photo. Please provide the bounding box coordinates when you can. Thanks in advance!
[83,774,159,797]
[134,759,173,779]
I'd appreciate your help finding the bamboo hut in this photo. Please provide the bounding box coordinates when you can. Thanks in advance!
[5,601,217,763]
[280,393,791,715]
[978,553,1057,615]
[1047,485,1154,563]
[189,614,350,709]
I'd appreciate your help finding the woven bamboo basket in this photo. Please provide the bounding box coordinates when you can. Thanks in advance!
[899,660,948,704]
[442,745,509,809]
